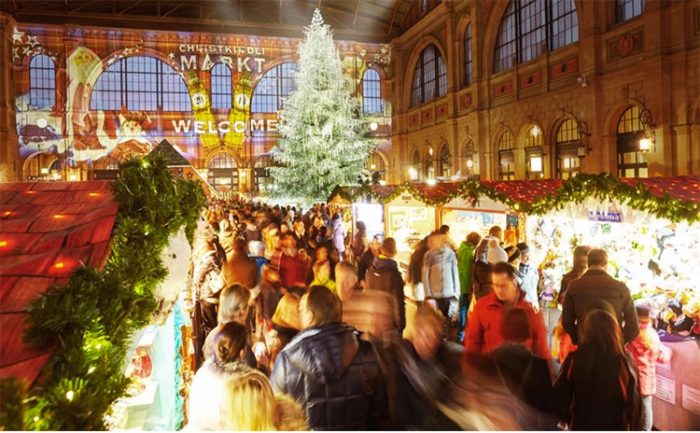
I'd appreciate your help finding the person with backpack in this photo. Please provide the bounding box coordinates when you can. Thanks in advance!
[555,308,642,430]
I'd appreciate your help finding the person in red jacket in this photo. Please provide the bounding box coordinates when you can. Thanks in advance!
[273,233,308,290]
[465,262,550,363]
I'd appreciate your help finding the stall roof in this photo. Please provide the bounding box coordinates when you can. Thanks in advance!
[149,140,191,167]
[482,179,564,204]
[620,176,700,203]
[0,181,118,386]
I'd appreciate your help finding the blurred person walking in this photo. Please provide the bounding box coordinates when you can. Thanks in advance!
[457,232,481,342]
[271,285,387,430]
[365,238,406,334]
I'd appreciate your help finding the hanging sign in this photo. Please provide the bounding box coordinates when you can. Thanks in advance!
[587,210,623,223]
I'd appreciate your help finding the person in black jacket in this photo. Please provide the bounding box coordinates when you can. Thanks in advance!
[365,238,406,333]
[357,235,381,286]
[562,249,639,345]
[270,285,387,430]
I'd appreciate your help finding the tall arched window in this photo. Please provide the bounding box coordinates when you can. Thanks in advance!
[494,0,579,73]
[524,125,544,179]
[90,56,192,111]
[411,150,421,180]
[29,54,56,109]
[616,0,644,23]
[251,62,297,113]
[617,106,647,178]
[211,63,232,110]
[424,146,435,179]
[498,131,515,180]
[254,155,274,192]
[410,45,447,107]
[208,152,239,191]
[438,145,451,177]
[555,119,582,179]
[362,68,383,114]
[464,24,473,86]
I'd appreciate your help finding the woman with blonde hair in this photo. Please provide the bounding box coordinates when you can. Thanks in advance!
[222,369,308,431]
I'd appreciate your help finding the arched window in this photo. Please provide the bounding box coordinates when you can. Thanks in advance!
[494,0,579,73]
[498,131,515,180]
[207,152,239,190]
[90,56,191,111]
[438,145,451,177]
[524,125,544,179]
[464,24,473,86]
[211,63,232,110]
[410,150,421,180]
[410,45,447,107]
[617,106,647,178]
[424,146,436,179]
[29,54,56,109]
[616,0,644,23]
[366,152,386,183]
[251,62,297,113]
[254,155,274,192]
[362,68,383,114]
[555,119,582,179]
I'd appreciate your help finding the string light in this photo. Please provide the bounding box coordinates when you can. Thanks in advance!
[65,390,74,402]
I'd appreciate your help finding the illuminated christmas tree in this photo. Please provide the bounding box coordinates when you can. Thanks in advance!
[270,9,373,202]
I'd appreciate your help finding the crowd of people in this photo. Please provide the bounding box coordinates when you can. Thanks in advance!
[185,196,670,431]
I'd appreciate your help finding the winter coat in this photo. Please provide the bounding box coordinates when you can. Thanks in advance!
[353,232,369,259]
[555,344,642,431]
[456,242,476,297]
[422,246,460,300]
[558,266,585,305]
[472,261,494,300]
[357,249,376,282]
[562,269,639,345]
[490,344,555,417]
[465,292,550,361]
[628,321,671,396]
[342,288,401,339]
[365,257,406,331]
[193,250,224,301]
[331,217,346,253]
[517,263,539,308]
[270,323,387,430]
[221,251,259,289]
[278,252,308,289]
[384,339,462,430]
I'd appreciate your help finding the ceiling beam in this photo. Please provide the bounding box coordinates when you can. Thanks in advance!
[388,0,401,34]
[162,1,186,17]
[352,0,361,29]
[118,0,146,16]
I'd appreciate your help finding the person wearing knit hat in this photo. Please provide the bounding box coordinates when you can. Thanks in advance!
[505,245,521,268]
[487,238,508,265]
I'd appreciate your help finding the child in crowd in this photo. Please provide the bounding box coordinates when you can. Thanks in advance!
[628,302,672,431]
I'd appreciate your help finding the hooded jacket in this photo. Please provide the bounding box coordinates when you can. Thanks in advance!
[365,257,406,331]
[422,246,460,299]
[271,323,387,430]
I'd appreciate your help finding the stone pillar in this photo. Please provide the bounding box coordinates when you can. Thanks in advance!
[0,13,20,182]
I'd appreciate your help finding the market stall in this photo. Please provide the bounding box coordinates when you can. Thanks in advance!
[0,157,205,431]
[440,195,513,246]
[521,175,700,431]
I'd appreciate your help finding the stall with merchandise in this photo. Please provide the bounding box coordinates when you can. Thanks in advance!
[520,175,700,431]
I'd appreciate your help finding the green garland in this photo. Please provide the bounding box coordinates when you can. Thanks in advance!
[329,173,700,223]
[0,156,205,431]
